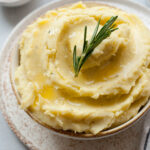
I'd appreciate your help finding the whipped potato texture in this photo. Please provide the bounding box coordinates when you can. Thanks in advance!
[15,2,150,134]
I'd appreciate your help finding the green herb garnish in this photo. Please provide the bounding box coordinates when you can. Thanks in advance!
[73,16,118,77]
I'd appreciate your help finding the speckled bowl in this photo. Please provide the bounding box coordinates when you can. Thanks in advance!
[0,0,150,148]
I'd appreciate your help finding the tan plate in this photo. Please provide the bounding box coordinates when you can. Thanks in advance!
[0,0,150,149]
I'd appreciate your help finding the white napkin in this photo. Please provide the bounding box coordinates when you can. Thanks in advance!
[139,111,150,150]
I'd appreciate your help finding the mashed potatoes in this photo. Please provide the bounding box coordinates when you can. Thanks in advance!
[15,2,150,134]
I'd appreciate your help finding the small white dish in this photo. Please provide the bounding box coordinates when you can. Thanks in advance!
[0,0,31,7]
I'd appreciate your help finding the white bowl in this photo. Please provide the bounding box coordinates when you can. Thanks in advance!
[0,0,31,7]
[9,0,150,139]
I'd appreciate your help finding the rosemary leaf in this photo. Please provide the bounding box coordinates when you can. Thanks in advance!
[73,16,118,77]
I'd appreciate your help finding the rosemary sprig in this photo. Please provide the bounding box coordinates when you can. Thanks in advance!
[73,16,118,77]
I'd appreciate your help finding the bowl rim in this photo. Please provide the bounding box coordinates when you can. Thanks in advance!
[4,0,150,140]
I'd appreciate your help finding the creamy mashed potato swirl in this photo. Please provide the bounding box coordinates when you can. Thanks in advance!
[15,2,150,134]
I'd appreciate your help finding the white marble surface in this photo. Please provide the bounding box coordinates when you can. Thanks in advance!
[0,0,149,150]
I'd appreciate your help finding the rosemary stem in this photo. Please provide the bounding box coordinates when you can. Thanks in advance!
[73,16,118,77]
